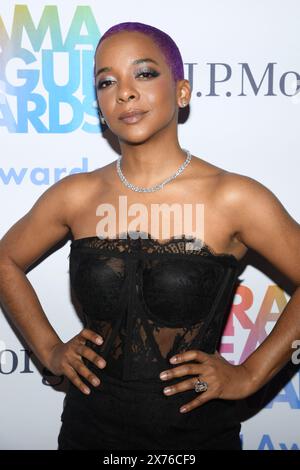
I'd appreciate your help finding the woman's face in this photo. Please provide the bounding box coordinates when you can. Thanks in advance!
[94,31,187,144]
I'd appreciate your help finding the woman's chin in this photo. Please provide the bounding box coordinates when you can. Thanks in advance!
[118,131,154,146]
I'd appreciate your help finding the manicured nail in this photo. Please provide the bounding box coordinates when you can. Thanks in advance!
[96,336,103,345]
[170,356,177,363]
[180,407,187,413]
[160,372,168,380]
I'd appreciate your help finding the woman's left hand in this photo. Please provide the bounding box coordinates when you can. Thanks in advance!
[159,349,256,413]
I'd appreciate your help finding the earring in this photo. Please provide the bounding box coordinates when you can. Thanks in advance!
[98,110,106,125]
[181,100,188,108]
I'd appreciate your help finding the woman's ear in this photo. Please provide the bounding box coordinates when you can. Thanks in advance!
[177,79,191,108]
[98,109,106,125]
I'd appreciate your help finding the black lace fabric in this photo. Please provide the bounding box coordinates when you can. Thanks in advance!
[68,232,240,384]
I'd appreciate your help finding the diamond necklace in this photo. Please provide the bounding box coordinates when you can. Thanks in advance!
[116,148,192,193]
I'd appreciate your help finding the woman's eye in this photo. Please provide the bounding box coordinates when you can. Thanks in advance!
[137,70,160,79]
[97,80,113,90]
[97,70,159,90]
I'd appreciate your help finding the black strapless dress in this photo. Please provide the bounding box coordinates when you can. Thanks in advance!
[57,231,242,450]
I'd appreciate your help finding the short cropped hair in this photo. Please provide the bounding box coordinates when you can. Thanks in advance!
[94,21,184,82]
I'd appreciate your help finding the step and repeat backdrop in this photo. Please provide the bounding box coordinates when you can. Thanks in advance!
[0,0,299,450]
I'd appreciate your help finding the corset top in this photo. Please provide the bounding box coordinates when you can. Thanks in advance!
[68,231,240,384]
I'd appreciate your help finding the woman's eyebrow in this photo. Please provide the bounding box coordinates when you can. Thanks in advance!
[95,58,159,77]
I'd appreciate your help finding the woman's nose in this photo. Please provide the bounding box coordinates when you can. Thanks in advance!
[116,81,139,103]
[117,93,136,103]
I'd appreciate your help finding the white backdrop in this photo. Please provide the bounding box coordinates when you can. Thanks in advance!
[0,0,299,450]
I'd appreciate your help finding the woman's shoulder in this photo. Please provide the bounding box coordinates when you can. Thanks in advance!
[191,155,272,213]
[216,168,271,206]
[205,164,279,226]
[56,163,113,199]
[192,154,254,183]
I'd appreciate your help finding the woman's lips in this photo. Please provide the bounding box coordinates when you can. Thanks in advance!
[119,111,148,124]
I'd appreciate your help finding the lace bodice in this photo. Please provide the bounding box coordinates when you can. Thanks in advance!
[68,231,240,385]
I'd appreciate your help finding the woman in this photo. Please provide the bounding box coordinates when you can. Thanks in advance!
[0,21,299,451]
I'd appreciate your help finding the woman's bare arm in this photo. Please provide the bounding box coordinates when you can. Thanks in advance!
[225,173,300,389]
[0,173,81,368]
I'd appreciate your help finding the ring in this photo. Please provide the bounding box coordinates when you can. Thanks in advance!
[194,376,208,393]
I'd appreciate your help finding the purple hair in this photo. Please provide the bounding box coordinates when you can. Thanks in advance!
[94,21,184,82]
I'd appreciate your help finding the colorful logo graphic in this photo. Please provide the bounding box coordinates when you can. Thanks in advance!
[0,5,100,132]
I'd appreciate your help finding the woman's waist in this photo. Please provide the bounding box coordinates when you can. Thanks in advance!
[85,358,181,393]
[83,336,215,389]
[68,371,239,428]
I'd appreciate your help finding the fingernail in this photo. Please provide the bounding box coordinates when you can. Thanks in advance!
[160,372,168,380]
[170,356,177,363]
[84,387,90,394]
[180,407,187,413]
[92,378,100,386]
[96,337,103,345]
[164,387,172,394]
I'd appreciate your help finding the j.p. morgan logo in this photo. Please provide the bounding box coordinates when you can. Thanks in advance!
[185,63,300,99]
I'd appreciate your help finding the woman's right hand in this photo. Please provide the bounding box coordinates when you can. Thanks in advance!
[46,328,106,394]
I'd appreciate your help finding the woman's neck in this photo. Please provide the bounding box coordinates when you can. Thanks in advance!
[118,140,188,188]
